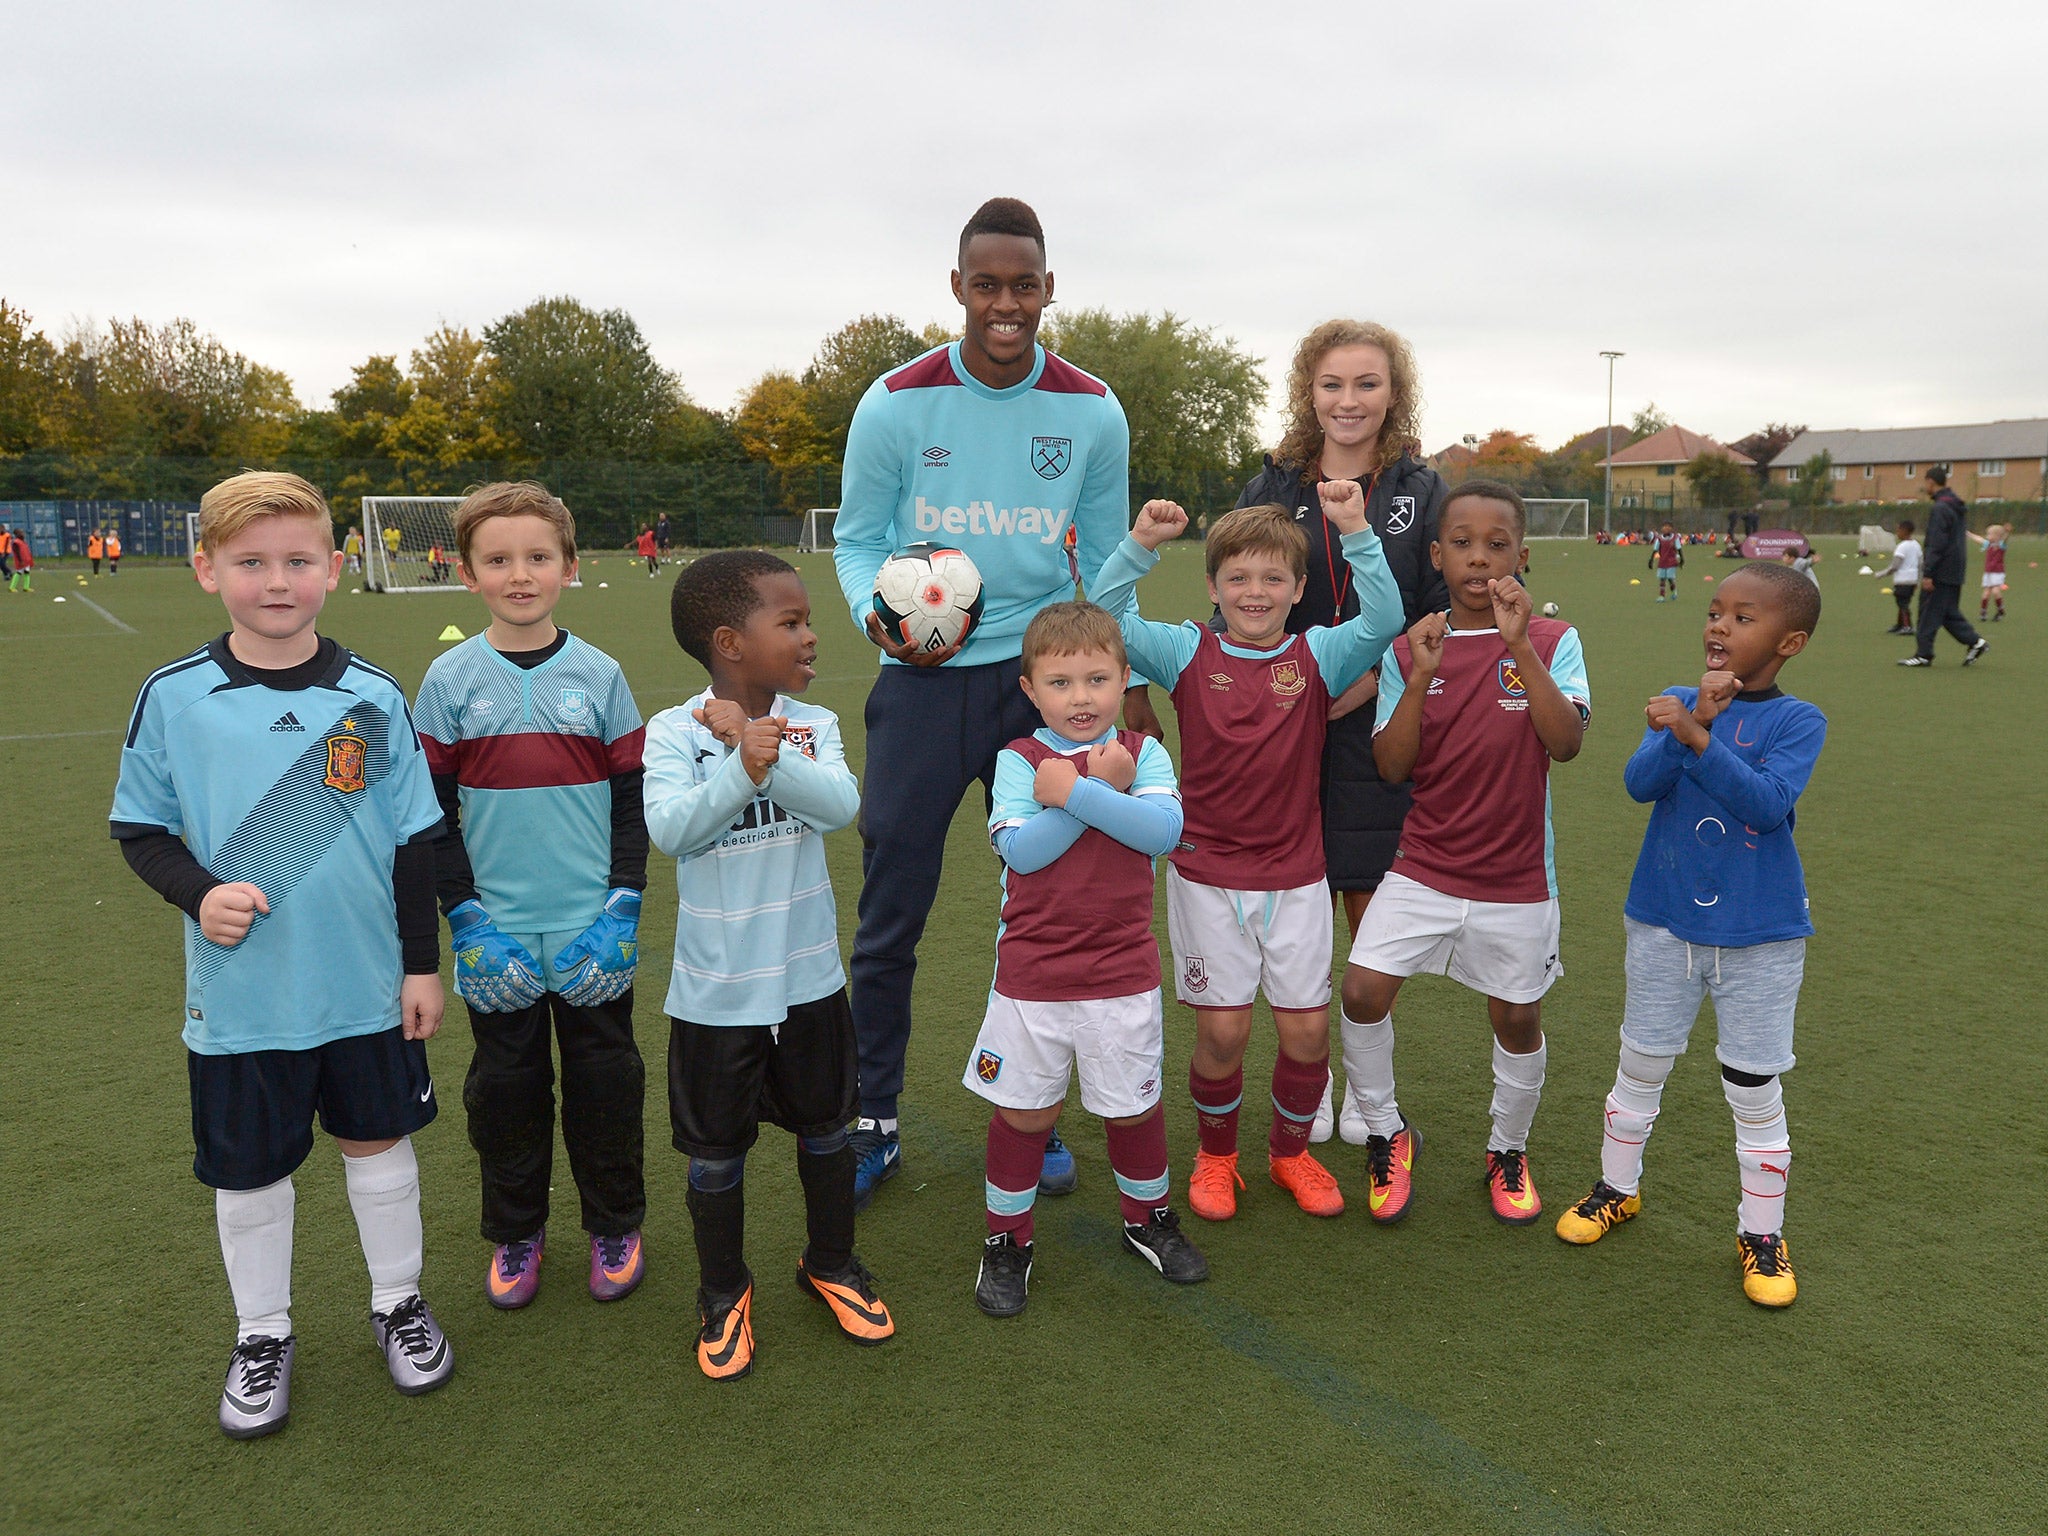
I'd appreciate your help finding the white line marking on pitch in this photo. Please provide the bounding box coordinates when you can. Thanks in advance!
[71,595,139,633]
[0,728,123,743]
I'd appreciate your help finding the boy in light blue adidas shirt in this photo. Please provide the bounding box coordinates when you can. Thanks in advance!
[644,551,896,1380]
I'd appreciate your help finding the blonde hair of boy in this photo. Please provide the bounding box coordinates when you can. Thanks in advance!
[453,481,577,567]
[198,471,334,552]
[1204,503,1309,581]
[1021,600,1127,673]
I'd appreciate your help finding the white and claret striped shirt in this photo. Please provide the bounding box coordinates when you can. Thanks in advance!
[643,689,858,1026]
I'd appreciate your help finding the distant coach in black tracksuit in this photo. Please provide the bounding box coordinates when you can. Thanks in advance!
[1234,320,1449,933]
[1900,465,1988,668]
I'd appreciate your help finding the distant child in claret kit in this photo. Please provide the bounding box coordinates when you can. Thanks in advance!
[1340,481,1589,1228]
[1872,519,1920,633]
[1555,562,1826,1309]
[1090,483,1403,1223]
[636,526,659,577]
[411,482,651,1311]
[110,471,453,1440]
[1969,522,2009,621]
[967,602,1202,1319]
[1648,520,1683,601]
[645,551,894,1380]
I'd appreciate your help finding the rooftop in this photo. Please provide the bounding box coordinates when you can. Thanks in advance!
[1597,424,1753,468]
[1769,418,2048,468]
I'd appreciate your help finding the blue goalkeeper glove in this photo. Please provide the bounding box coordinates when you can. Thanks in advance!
[447,900,545,1012]
[551,888,641,1006]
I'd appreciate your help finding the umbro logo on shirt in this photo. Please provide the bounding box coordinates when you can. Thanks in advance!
[923,446,950,465]
[269,712,305,732]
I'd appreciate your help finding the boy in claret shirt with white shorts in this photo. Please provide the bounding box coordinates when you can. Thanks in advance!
[1340,480,1589,1227]
[1091,484,1403,1224]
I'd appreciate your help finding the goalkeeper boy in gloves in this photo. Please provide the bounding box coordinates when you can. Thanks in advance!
[414,482,652,1308]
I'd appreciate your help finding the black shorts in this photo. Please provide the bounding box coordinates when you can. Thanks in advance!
[188,1026,438,1190]
[667,989,857,1159]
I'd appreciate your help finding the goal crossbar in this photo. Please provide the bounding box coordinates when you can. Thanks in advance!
[360,496,581,593]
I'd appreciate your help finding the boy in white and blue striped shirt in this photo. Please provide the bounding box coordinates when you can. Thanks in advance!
[644,551,895,1379]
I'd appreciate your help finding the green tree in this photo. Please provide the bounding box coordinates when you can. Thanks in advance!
[802,314,928,461]
[1788,450,1834,509]
[1630,402,1672,438]
[733,371,827,470]
[45,316,300,460]
[484,297,681,461]
[0,300,60,453]
[1684,450,1755,510]
[1042,309,1264,505]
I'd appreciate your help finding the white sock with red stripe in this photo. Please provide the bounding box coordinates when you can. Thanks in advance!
[1487,1037,1546,1152]
[1726,1077,1789,1235]
[1600,1046,1674,1195]
[218,1177,295,1341]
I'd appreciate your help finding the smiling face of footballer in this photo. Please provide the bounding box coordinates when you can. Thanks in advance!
[1020,646,1130,742]
[195,511,344,667]
[1432,497,1522,627]
[1704,571,1807,690]
[951,233,1052,390]
[716,570,819,714]
[461,513,577,650]
[1208,550,1307,650]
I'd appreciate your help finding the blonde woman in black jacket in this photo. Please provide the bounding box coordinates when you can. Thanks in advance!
[1233,318,1448,1143]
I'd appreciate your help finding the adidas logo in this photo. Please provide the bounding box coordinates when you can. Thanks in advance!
[270,712,305,732]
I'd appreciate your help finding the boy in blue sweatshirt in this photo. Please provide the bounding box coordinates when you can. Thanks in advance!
[1555,563,1827,1308]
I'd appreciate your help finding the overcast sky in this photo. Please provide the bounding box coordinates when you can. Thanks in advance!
[8,2,2045,453]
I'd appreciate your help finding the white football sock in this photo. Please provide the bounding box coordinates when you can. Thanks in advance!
[344,1139,424,1314]
[1600,1046,1675,1195]
[217,1177,295,1341]
[1339,1012,1402,1137]
[1487,1036,1547,1153]
[1725,1077,1789,1236]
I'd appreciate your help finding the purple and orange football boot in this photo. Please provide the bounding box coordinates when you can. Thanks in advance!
[486,1229,544,1310]
[589,1230,645,1302]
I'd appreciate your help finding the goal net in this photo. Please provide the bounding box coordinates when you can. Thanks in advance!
[361,498,466,592]
[1524,499,1590,539]
[186,510,201,559]
[797,507,839,553]
[1857,524,1898,558]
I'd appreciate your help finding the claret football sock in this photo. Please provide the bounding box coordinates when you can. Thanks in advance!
[1600,1046,1674,1195]
[1269,1053,1329,1158]
[1340,1012,1402,1138]
[344,1138,424,1314]
[1189,1065,1243,1158]
[1105,1107,1171,1227]
[1487,1037,1547,1153]
[1725,1076,1790,1236]
[218,1177,296,1341]
[984,1114,1043,1245]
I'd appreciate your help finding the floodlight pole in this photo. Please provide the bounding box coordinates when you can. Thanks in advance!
[1600,351,1624,537]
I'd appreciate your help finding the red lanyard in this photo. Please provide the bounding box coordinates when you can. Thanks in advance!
[1320,467,1382,616]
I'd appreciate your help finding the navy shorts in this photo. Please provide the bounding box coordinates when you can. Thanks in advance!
[667,989,857,1159]
[188,1026,438,1190]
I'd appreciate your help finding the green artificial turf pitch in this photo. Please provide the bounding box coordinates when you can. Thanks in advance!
[2,540,2042,1534]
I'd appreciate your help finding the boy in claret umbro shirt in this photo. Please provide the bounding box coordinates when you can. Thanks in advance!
[965,603,1202,1320]
[1340,480,1589,1228]
[1648,521,1683,601]
[1090,486,1403,1224]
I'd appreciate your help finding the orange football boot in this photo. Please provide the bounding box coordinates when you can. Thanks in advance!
[696,1276,755,1381]
[1187,1149,1246,1222]
[796,1256,896,1345]
[1269,1149,1345,1217]
[1364,1121,1421,1224]
[1485,1148,1542,1224]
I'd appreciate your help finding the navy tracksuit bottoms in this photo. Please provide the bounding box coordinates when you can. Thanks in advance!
[850,658,1043,1120]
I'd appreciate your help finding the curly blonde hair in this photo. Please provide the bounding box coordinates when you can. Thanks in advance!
[1272,319,1423,482]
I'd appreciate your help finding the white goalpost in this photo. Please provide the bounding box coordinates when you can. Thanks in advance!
[797,507,839,554]
[185,510,201,559]
[1524,498,1591,539]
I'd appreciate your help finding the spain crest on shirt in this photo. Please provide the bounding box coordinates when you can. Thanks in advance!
[325,733,367,792]
[1269,659,1306,698]
[1498,658,1527,697]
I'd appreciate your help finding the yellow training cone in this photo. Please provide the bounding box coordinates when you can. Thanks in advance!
[1629,578,1641,585]
[438,624,465,642]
